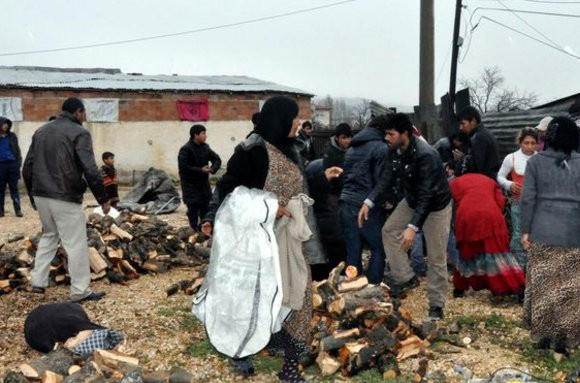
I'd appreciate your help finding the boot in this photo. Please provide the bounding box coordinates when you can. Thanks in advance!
[14,200,23,217]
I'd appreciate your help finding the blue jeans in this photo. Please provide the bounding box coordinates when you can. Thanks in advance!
[339,201,386,284]
[409,227,459,275]
[410,231,427,276]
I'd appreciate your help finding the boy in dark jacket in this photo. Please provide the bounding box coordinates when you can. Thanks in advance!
[0,116,22,217]
[101,152,119,208]
[339,116,390,284]
[178,124,221,229]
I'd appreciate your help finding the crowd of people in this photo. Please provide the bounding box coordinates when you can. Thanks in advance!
[2,94,580,383]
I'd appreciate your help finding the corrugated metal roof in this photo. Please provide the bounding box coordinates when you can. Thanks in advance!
[0,66,312,96]
[483,102,572,158]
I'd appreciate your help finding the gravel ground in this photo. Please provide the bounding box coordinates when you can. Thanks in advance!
[0,190,571,382]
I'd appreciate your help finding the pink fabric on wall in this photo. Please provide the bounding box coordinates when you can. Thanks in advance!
[176,99,209,121]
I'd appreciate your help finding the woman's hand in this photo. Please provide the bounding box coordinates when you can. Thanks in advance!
[324,166,343,181]
[201,222,213,237]
[511,182,522,194]
[521,233,531,250]
[276,204,292,218]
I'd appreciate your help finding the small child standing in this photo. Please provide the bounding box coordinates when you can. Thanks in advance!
[101,152,119,208]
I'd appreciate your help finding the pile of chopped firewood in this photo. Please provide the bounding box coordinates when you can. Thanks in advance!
[308,262,436,380]
[0,212,210,295]
[4,348,198,383]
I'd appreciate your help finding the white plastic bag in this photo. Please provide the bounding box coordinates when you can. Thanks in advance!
[92,206,120,219]
[192,186,286,358]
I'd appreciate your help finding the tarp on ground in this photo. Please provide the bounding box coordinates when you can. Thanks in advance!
[118,167,181,214]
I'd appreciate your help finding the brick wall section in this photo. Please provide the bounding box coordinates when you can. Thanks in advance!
[0,89,312,122]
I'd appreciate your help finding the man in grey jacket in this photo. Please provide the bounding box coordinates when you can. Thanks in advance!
[23,97,110,302]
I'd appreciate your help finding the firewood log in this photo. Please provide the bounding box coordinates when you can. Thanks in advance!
[338,276,368,293]
[110,224,133,241]
[183,277,204,295]
[365,324,398,352]
[16,267,31,279]
[130,214,149,223]
[315,352,341,376]
[413,358,429,383]
[16,250,34,266]
[42,370,64,383]
[94,349,138,368]
[3,371,29,383]
[88,247,108,274]
[327,261,345,290]
[396,335,428,361]
[377,354,400,379]
[166,279,193,297]
[120,260,139,279]
[68,365,81,375]
[319,329,361,352]
[20,349,74,377]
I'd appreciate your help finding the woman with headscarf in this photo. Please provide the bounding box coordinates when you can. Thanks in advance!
[520,116,580,356]
[449,173,525,298]
[201,96,340,383]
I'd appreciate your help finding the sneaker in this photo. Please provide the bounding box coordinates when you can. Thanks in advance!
[74,291,106,303]
[428,306,444,321]
[15,211,23,217]
[389,276,419,298]
[25,286,45,294]
[0,211,4,217]
[453,288,465,298]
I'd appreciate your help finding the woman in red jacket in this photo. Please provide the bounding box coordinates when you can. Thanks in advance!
[450,173,525,298]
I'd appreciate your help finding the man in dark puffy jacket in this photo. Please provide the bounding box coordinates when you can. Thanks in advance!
[358,113,452,321]
[23,97,109,302]
[0,116,22,217]
[178,124,221,229]
[339,116,390,284]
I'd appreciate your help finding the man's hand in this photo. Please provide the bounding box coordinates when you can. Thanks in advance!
[324,166,343,181]
[276,204,292,219]
[357,204,370,228]
[398,227,416,252]
[521,233,531,250]
[202,165,212,174]
[101,201,111,215]
[201,222,213,237]
[511,182,522,194]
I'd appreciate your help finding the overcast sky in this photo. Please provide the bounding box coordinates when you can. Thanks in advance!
[1,0,578,110]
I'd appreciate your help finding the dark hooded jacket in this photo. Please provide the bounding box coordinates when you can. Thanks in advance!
[339,127,390,207]
[177,140,221,205]
[22,111,107,205]
[0,117,22,167]
[458,124,500,180]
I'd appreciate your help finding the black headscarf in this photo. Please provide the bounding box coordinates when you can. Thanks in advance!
[544,116,579,167]
[253,96,301,165]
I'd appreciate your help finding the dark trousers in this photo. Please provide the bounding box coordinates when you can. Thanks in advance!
[186,202,208,229]
[339,201,386,284]
[0,161,21,214]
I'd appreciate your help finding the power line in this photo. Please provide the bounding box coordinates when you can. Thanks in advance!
[496,0,560,48]
[0,0,359,57]
[459,6,476,63]
[470,7,580,18]
[473,15,580,59]
[435,41,453,87]
[521,0,580,4]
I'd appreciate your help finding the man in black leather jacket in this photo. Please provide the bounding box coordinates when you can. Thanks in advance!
[358,113,452,321]
[23,97,109,303]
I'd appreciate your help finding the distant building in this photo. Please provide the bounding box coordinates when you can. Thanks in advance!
[0,66,312,182]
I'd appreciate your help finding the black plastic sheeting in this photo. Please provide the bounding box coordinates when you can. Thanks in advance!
[118,168,181,215]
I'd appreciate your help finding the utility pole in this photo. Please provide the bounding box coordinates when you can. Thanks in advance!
[419,0,434,106]
[449,0,463,106]
[418,0,437,141]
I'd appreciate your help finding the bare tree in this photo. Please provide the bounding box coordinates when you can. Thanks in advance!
[352,99,371,129]
[460,66,538,113]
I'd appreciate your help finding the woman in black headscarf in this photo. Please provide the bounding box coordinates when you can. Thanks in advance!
[520,116,580,356]
[201,96,339,382]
